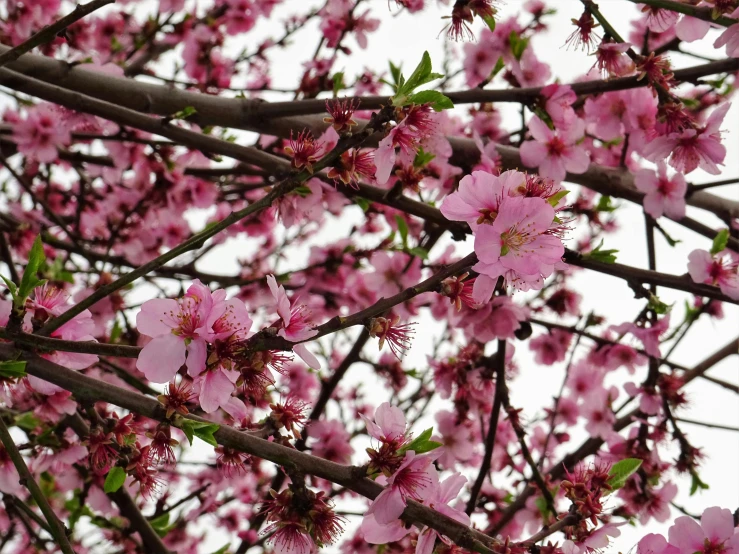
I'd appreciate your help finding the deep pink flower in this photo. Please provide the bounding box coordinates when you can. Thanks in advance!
[12,104,71,163]
[643,104,730,175]
[136,280,213,383]
[594,41,635,77]
[687,249,739,300]
[634,161,688,219]
[520,116,589,182]
[529,329,572,365]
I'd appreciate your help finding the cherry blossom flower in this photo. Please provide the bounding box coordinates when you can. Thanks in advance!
[267,275,321,369]
[634,161,688,220]
[520,116,589,182]
[714,9,739,57]
[612,314,671,358]
[416,473,470,554]
[472,196,565,292]
[362,402,408,445]
[687,249,739,300]
[667,506,739,554]
[366,451,440,524]
[12,104,71,163]
[643,103,730,175]
[136,280,213,383]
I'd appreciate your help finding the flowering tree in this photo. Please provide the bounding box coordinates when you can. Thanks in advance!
[0,0,737,553]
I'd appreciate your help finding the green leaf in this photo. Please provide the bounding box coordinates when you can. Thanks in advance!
[0,360,26,378]
[399,427,441,454]
[547,189,569,207]
[1,274,17,296]
[110,319,122,343]
[407,247,429,260]
[181,420,220,447]
[481,13,496,32]
[648,294,671,315]
[389,61,402,89]
[170,106,198,121]
[354,197,371,212]
[401,51,433,95]
[332,72,345,95]
[596,195,618,213]
[487,56,506,81]
[18,236,46,301]
[710,229,729,256]
[103,466,127,493]
[689,472,709,496]
[413,148,435,168]
[408,90,454,111]
[411,440,442,454]
[508,31,530,60]
[208,546,231,554]
[395,216,409,248]
[607,458,642,491]
[150,513,170,531]
[583,240,618,264]
[14,412,41,431]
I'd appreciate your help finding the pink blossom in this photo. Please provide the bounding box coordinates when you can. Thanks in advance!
[416,473,470,554]
[581,388,616,440]
[611,314,670,358]
[193,367,239,413]
[529,329,572,365]
[366,451,439,524]
[136,280,213,383]
[634,161,687,219]
[520,116,589,182]
[0,447,23,495]
[267,275,321,369]
[667,507,739,554]
[12,104,71,163]
[309,420,354,464]
[643,104,730,175]
[638,533,680,554]
[642,6,680,33]
[594,41,635,77]
[688,249,739,300]
[675,16,711,42]
[362,402,408,444]
[714,10,739,57]
[433,411,476,468]
[472,196,564,292]
[542,84,577,128]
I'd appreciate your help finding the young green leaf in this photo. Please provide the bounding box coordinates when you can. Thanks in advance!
[710,229,729,256]
[481,13,496,32]
[583,240,619,264]
[18,235,46,301]
[607,458,642,491]
[596,195,618,213]
[395,216,409,248]
[408,90,454,111]
[407,247,429,260]
[0,360,27,378]
[689,472,709,496]
[413,148,436,168]
[547,189,569,207]
[181,420,220,447]
[103,466,127,493]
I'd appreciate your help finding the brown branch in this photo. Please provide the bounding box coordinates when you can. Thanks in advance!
[0,0,115,69]
[0,417,76,554]
[624,0,738,26]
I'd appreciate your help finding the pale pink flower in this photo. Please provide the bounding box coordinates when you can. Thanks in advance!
[520,116,589,182]
[374,121,419,184]
[638,533,680,554]
[433,411,476,467]
[611,314,670,358]
[639,481,677,524]
[0,447,22,495]
[714,10,739,57]
[675,16,710,42]
[362,402,408,444]
[309,420,354,464]
[581,388,616,440]
[366,451,439,524]
[416,473,470,554]
[193,366,239,413]
[643,104,730,175]
[267,275,321,369]
[542,84,577,128]
[667,507,739,554]
[594,41,635,77]
[688,249,739,300]
[136,280,213,383]
[643,6,680,33]
[472,196,564,292]
[634,161,687,219]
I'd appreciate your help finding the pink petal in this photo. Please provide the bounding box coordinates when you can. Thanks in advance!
[186,337,208,377]
[294,343,321,369]
[199,369,235,413]
[137,333,185,383]
[369,487,406,525]
[137,298,178,337]
[520,140,548,168]
[700,507,734,544]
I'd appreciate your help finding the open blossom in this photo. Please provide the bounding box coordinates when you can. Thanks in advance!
[415,473,470,554]
[363,402,408,445]
[366,451,439,525]
[643,103,730,175]
[687,248,739,300]
[640,506,739,554]
[520,116,589,182]
[267,275,321,368]
[714,9,739,57]
[12,104,71,163]
[634,161,688,220]
[472,196,565,294]
[136,280,213,383]
[611,314,670,358]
